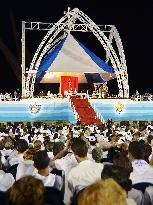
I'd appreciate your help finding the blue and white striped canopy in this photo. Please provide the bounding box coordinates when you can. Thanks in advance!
[36,34,116,83]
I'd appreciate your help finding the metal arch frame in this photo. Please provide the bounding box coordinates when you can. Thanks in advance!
[105,27,114,64]
[105,26,129,97]
[23,8,129,98]
[111,26,129,98]
[24,8,80,97]
[25,33,68,97]
[43,32,68,58]
[77,10,129,98]
[30,8,79,70]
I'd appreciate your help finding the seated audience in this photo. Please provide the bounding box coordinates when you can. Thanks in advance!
[1,120,153,205]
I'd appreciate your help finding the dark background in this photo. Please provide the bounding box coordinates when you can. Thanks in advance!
[0,1,153,95]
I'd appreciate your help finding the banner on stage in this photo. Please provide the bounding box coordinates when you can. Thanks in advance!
[60,76,78,96]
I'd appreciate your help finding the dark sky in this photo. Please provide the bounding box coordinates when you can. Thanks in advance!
[0,1,153,95]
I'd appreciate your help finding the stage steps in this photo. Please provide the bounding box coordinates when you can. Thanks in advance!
[70,96,103,125]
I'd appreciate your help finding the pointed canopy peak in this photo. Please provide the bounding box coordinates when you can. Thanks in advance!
[36,33,115,83]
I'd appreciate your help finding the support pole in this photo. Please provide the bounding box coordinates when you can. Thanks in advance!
[21,21,25,97]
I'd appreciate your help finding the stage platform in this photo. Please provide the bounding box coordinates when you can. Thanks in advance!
[0,98,153,123]
[90,99,153,121]
[0,98,77,123]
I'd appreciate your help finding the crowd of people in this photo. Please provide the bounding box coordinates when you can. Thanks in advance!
[131,90,153,101]
[0,120,153,204]
[0,90,21,101]
[1,87,153,101]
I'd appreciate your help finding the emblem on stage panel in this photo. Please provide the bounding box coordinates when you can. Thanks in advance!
[29,102,41,114]
[116,102,124,113]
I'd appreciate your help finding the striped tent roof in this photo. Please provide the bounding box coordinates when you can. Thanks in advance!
[36,34,116,83]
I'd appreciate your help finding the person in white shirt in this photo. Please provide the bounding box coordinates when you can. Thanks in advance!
[47,90,51,98]
[0,93,4,101]
[128,141,153,185]
[0,138,17,167]
[33,150,62,190]
[64,138,103,205]
[16,148,36,180]
[8,139,28,167]
[0,153,14,191]
[45,141,54,159]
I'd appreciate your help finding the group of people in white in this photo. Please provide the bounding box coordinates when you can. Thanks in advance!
[46,89,88,99]
[131,90,153,101]
[0,90,20,101]
[1,121,153,204]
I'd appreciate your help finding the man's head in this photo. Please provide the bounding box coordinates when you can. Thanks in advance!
[23,148,36,161]
[33,140,42,152]
[92,147,103,163]
[113,153,133,173]
[128,141,145,161]
[16,139,28,153]
[33,150,50,170]
[45,141,54,152]
[71,139,88,162]
[132,131,141,141]
[53,142,65,156]
[3,137,15,150]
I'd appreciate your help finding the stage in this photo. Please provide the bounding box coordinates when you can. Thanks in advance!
[90,99,153,121]
[13,8,136,125]
[0,98,76,123]
[0,98,153,123]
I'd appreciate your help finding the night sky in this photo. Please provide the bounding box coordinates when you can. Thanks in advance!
[0,1,153,95]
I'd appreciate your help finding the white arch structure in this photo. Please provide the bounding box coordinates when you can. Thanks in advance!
[23,8,129,98]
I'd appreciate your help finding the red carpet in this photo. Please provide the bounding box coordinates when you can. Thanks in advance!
[70,96,103,125]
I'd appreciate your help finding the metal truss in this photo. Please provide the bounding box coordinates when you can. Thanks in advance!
[25,21,112,32]
[21,21,25,97]
[23,7,129,98]
[111,26,129,98]
[43,32,67,58]
[77,10,128,98]
[105,27,114,63]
